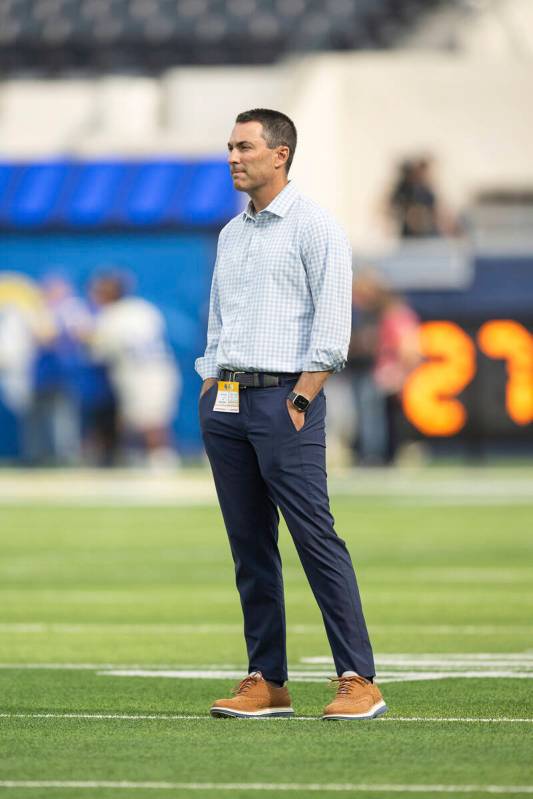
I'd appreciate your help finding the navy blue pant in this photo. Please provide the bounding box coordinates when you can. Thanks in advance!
[199,377,375,684]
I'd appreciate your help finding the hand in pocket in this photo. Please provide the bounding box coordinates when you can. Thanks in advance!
[286,399,305,432]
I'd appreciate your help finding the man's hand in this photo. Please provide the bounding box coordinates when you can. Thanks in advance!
[200,378,218,399]
[285,370,331,431]
[286,399,306,432]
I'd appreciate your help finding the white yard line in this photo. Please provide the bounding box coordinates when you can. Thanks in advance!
[302,654,533,665]
[3,652,533,671]
[0,466,533,508]
[369,672,533,683]
[0,624,246,635]
[1,712,532,724]
[1,623,533,635]
[1,496,531,507]
[0,662,249,671]
[1,664,533,683]
[96,668,533,683]
[2,653,533,686]
[0,467,531,507]
[0,781,533,794]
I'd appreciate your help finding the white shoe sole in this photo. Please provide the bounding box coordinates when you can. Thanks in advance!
[322,700,388,720]
[210,706,294,719]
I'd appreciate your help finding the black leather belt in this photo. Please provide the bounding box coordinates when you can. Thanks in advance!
[218,370,300,388]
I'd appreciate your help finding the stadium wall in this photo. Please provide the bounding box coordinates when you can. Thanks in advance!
[1,54,532,249]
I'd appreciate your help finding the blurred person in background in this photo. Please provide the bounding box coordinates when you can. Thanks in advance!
[373,284,421,464]
[79,344,119,468]
[23,274,92,466]
[0,273,77,466]
[388,157,458,238]
[89,272,180,469]
[0,279,43,426]
[347,269,387,466]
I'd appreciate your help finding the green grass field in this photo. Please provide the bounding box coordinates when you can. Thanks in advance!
[1,470,533,798]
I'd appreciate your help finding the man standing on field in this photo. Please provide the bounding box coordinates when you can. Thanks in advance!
[195,109,387,721]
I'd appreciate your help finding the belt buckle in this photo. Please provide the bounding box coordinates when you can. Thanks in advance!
[229,370,246,386]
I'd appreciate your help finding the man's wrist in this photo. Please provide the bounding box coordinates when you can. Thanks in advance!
[288,391,310,412]
[200,377,217,397]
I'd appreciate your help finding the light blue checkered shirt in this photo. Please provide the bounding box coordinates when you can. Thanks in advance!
[195,181,353,380]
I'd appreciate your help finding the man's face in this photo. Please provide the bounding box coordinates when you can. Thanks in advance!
[227,121,286,193]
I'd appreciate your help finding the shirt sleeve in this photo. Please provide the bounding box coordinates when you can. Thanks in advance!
[194,246,223,381]
[301,213,353,373]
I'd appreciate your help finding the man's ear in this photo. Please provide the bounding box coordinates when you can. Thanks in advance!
[275,145,290,170]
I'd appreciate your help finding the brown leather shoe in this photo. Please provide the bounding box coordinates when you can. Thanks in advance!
[322,675,388,720]
[210,671,294,718]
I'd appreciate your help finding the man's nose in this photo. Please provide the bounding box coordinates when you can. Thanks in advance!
[228,149,239,166]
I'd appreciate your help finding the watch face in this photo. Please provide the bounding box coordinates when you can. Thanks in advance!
[293,394,310,411]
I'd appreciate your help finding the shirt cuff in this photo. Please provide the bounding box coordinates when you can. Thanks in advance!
[194,356,219,381]
[303,349,347,374]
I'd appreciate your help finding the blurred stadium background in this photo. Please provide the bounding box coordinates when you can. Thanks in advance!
[0,0,532,468]
[1,2,533,796]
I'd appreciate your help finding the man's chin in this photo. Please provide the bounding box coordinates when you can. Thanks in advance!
[232,178,249,192]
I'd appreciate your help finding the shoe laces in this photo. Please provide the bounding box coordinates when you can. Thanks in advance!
[330,675,368,696]
[232,673,260,696]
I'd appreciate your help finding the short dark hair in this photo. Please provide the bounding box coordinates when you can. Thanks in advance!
[235,108,297,173]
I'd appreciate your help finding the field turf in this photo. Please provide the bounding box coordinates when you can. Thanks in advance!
[1,471,533,798]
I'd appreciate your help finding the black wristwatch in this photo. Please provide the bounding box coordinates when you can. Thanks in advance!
[288,391,310,412]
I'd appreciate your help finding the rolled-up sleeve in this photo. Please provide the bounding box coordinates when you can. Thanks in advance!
[194,253,222,381]
[301,214,353,373]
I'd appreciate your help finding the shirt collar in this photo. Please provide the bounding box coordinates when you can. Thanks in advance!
[243,181,299,221]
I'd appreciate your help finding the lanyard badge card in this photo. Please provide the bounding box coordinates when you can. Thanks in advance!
[213,381,240,413]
